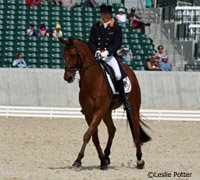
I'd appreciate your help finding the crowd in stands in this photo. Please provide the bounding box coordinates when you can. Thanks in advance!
[115,7,151,33]
[26,0,97,8]
[117,43,171,72]
[147,45,171,71]
[54,0,75,7]
[54,0,97,8]
[26,0,150,34]
[27,22,62,37]
[7,0,171,72]
[25,0,155,8]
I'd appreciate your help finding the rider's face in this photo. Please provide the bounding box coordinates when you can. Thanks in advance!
[101,13,112,23]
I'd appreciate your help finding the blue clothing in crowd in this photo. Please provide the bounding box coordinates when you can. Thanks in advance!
[146,0,152,7]
[121,51,132,62]
[159,62,171,71]
[12,59,27,68]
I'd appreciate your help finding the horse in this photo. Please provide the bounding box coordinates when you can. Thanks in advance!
[59,38,151,170]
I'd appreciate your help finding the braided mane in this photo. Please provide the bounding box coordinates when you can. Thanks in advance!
[64,38,93,53]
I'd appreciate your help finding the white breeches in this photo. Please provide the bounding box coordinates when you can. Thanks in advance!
[103,56,122,80]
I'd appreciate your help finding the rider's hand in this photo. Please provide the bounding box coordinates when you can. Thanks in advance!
[95,50,101,57]
[101,50,109,58]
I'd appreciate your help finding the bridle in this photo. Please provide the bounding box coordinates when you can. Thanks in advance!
[64,43,97,74]
[64,44,81,74]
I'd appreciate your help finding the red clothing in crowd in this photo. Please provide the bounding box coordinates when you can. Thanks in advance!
[26,0,41,6]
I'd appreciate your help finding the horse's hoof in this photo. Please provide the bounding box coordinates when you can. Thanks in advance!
[137,160,145,169]
[72,161,81,168]
[100,159,109,170]
[100,165,108,170]
[105,158,110,165]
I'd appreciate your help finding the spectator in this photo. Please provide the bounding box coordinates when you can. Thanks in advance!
[159,56,171,71]
[127,7,150,33]
[54,0,75,7]
[147,56,160,71]
[116,8,128,24]
[146,0,152,8]
[84,0,97,8]
[12,53,27,68]
[39,24,47,36]
[52,24,63,37]
[26,0,41,6]
[155,45,166,62]
[117,46,133,63]
[27,22,39,36]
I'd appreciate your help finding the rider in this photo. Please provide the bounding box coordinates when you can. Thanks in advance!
[88,5,132,111]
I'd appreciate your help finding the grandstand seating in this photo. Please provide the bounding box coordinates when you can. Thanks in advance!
[0,0,155,70]
[161,4,200,71]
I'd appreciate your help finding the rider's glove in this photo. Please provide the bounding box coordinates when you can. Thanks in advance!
[95,50,101,58]
[101,50,109,58]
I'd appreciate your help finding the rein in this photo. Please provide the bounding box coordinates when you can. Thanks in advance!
[80,62,98,73]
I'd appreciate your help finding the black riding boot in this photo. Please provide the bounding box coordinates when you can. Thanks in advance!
[118,78,132,111]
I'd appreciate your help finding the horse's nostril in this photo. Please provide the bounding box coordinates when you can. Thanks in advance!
[68,76,73,81]
[64,74,74,83]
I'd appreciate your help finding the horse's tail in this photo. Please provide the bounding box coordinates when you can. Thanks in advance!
[126,110,151,145]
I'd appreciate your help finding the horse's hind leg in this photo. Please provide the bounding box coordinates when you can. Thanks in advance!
[103,111,116,165]
[129,109,145,169]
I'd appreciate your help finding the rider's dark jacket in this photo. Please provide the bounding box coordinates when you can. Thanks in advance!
[88,21,122,58]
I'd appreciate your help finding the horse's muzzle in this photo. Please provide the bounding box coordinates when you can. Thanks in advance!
[64,75,75,83]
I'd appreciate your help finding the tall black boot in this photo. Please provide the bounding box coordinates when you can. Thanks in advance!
[118,78,132,111]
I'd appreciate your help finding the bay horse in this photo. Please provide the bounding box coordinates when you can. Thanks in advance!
[59,38,151,170]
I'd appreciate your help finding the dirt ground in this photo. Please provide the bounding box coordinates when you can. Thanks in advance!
[0,117,199,180]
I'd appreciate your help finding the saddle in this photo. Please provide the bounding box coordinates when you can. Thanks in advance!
[99,60,118,91]
[97,59,132,95]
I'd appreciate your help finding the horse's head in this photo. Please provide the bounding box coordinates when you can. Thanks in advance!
[59,38,81,83]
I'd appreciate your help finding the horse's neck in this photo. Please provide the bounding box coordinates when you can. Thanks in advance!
[76,41,101,84]
[76,40,95,68]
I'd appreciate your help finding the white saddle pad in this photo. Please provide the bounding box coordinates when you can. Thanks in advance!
[106,72,132,95]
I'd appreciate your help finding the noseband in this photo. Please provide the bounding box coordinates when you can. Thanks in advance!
[65,44,81,73]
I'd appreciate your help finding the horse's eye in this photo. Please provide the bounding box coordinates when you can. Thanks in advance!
[71,54,76,59]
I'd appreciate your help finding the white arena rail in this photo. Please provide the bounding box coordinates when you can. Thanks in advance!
[0,106,200,121]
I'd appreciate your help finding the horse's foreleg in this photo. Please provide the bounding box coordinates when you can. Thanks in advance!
[103,111,116,165]
[92,130,108,169]
[72,112,104,169]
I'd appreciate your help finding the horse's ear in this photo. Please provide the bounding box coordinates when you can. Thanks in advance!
[59,38,67,45]
[68,38,74,46]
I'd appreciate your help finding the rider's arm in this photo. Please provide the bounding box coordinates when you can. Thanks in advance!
[107,25,122,55]
[88,25,98,55]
